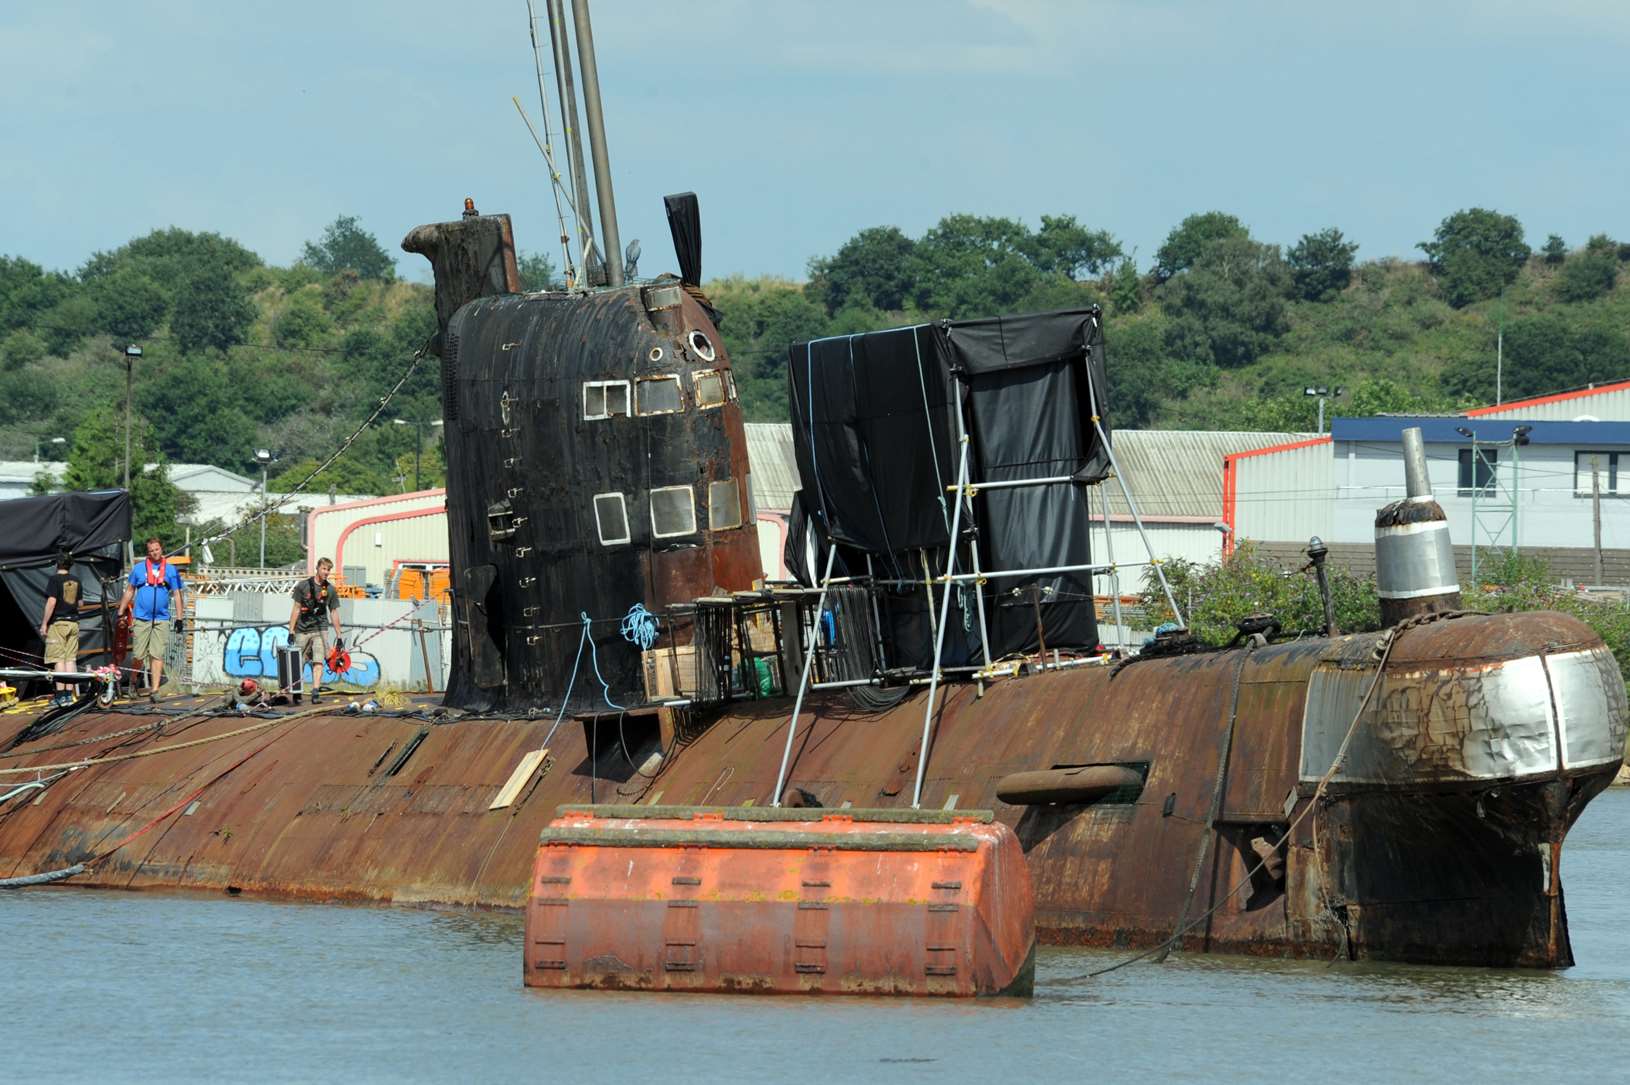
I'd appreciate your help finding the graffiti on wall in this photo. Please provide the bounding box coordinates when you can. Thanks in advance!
[221,625,382,687]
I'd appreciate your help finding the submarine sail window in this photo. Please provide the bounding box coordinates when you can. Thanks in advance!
[687,330,717,362]
[583,380,631,421]
[636,375,684,416]
[651,485,698,538]
[593,492,631,545]
[708,478,742,531]
[693,369,728,409]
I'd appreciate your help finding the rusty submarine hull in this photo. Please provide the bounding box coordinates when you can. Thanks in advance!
[0,608,1622,969]
[3,10,1625,976]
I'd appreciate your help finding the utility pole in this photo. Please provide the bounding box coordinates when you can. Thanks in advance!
[1303,385,1344,435]
[122,345,142,493]
[255,448,274,569]
[1593,457,1604,585]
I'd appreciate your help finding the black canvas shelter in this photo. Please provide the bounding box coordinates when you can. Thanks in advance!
[0,490,130,684]
[786,307,1112,661]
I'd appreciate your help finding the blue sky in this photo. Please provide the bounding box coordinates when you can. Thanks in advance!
[2,1,1626,283]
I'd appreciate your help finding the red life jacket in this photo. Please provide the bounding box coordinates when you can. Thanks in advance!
[144,558,169,587]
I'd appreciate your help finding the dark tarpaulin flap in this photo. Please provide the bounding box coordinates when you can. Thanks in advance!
[940,308,1111,483]
[0,490,130,569]
[787,327,959,559]
[664,192,703,286]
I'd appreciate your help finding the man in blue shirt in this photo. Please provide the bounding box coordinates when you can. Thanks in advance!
[117,536,185,701]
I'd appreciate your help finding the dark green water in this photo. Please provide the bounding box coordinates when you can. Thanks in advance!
[6,789,1629,1083]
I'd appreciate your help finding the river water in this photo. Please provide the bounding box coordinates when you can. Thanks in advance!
[6,790,1629,1083]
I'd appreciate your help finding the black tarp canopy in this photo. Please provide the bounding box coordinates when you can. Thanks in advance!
[0,490,130,680]
[786,308,1111,662]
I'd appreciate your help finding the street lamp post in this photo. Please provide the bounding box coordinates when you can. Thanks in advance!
[392,418,444,491]
[255,448,275,569]
[122,345,142,493]
[1303,385,1346,435]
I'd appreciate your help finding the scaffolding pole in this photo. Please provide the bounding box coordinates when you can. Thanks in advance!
[951,386,993,670]
[1083,357,1184,628]
[912,436,971,809]
[1098,483,1125,649]
[770,543,839,807]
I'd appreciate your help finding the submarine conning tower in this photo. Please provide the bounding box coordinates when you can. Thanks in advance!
[403,204,761,714]
[1373,424,1462,626]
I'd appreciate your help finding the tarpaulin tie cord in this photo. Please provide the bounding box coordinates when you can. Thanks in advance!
[618,604,660,651]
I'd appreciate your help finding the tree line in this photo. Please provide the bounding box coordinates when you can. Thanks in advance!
[714,207,1629,431]
[2,205,1625,562]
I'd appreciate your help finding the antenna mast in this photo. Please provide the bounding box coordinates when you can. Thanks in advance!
[524,0,578,289]
[544,0,600,281]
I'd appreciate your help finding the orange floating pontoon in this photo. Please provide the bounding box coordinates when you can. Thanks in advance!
[524,805,1035,997]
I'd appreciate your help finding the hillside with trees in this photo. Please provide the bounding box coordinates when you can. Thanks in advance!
[3,207,1627,559]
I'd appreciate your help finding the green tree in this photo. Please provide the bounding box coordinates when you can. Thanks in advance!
[88,267,168,343]
[911,214,1047,317]
[144,354,259,469]
[517,251,559,292]
[1286,227,1358,302]
[1556,238,1618,303]
[271,455,394,496]
[0,256,70,333]
[1,328,46,371]
[1443,312,1627,401]
[61,411,193,544]
[1159,237,1291,368]
[80,228,261,296]
[171,269,255,354]
[272,290,334,349]
[1153,211,1248,282]
[1542,234,1567,265]
[1139,543,1381,646]
[300,215,396,281]
[1418,208,1529,308]
[1025,215,1122,280]
[1105,313,1212,428]
[806,226,919,314]
[37,293,99,356]
[1107,257,1143,315]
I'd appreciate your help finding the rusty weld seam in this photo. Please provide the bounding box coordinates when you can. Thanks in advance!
[1154,641,1252,963]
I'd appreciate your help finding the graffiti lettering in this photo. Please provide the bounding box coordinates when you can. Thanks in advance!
[219,625,381,687]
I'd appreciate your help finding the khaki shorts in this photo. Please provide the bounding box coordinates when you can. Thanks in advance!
[44,620,79,665]
[131,619,170,662]
[294,629,328,664]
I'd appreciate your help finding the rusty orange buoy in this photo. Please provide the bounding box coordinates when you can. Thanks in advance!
[524,805,1035,997]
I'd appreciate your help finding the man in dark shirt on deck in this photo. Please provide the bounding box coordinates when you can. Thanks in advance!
[38,553,81,707]
[287,557,343,705]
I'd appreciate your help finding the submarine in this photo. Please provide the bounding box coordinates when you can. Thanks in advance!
[0,0,1624,973]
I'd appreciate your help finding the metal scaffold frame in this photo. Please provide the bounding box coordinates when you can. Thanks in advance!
[773,322,1187,808]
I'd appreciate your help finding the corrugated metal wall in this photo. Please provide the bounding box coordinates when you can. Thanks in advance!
[1469,384,1630,423]
[329,510,449,587]
[1231,440,1333,546]
[307,493,448,581]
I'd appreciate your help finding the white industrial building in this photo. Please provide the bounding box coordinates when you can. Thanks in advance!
[1226,380,1630,583]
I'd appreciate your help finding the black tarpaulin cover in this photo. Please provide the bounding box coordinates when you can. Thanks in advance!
[0,490,130,569]
[0,490,130,676]
[787,308,1110,657]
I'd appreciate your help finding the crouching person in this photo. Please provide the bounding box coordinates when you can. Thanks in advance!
[287,557,343,705]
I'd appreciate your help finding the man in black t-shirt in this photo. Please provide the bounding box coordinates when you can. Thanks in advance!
[38,554,81,707]
[287,557,343,705]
